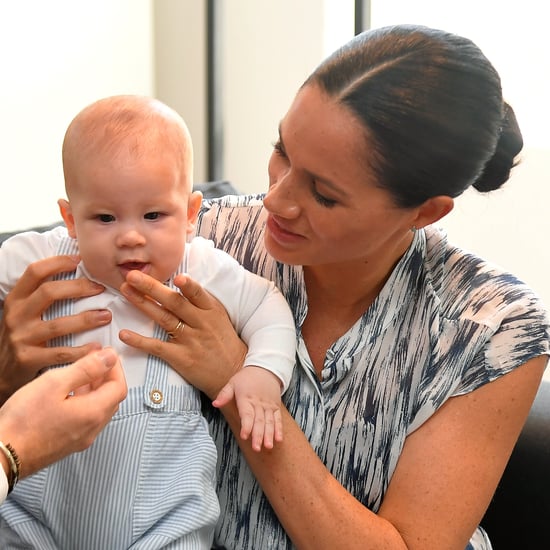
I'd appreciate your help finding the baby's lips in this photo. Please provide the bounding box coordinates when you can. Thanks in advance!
[119,261,149,273]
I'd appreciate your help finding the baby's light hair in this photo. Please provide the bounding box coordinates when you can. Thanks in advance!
[62,95,193,196]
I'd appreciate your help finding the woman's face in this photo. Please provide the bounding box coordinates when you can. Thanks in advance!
[263,84,418,269]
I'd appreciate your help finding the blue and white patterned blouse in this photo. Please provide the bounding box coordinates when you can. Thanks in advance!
[195,194,550,550]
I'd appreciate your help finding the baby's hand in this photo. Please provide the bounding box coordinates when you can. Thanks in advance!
[213,366,283,451]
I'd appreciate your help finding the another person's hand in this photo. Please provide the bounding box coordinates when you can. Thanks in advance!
[119,271,247,399]
[213,366,284,451]
[0,255,112,403]
[0,347,127,479]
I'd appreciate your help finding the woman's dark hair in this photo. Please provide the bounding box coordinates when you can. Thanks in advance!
[305,24,523,207]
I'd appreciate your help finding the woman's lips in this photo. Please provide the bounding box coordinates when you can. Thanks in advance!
[266,215,304,244]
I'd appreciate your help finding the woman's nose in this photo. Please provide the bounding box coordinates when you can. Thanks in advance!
[264,175,300,219]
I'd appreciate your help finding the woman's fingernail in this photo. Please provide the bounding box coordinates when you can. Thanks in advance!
[97,348,117,367]
[126,270,143,283]
[95,310,112,323]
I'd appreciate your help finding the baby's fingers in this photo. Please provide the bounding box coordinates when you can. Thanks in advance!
[253,405,283,451]
[273,408,283,445]
[237,402,256,444]
[249,405,267,452]
[212,382,236,409]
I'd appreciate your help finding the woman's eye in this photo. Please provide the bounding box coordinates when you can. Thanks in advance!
[312,187,337,208]
[98,214,115,223]
[272,139,287,158]
[144,212,161,220]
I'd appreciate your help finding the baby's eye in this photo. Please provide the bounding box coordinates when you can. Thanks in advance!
[144,212,161,220]
[98,214,115,223]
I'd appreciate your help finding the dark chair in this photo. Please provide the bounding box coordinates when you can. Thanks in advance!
[480,379,550,549]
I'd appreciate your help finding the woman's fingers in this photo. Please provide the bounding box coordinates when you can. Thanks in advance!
[0,255,111,401]
[5,255,80,300]
[17,277,106,322]
[6,256,105,323]
[122,270,183,308]
[120,271,220,332]
[22,308,112,348]
[120,272,183,325]
[118,329,170,360]
[120,270,248,399]
[173,273,216,309]
[4,255,108,342]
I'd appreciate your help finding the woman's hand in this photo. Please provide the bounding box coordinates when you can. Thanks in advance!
[0,255,112,403]
[119,270,247,399]
[0,347,127,479]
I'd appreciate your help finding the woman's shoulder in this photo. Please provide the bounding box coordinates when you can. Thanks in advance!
[195,194,269,270]
[197,193,266,228]
[417,226,549,399]
[423,225,549,325]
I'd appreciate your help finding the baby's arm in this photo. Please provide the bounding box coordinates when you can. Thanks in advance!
[213,366,283,451]
[211,276,295,451]
[186,238,296,450]
[214,274,295,451]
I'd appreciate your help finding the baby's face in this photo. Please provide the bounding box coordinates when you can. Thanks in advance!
[62,150,198,290]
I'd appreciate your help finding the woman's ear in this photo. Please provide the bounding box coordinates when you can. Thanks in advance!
[412,196,454,229]
[58,198,77,238]
[185,190,203,235]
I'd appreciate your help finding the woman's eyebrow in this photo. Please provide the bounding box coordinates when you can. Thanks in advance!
[278,122,350,198]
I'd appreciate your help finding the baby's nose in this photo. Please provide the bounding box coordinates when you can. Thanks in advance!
[116,228,146,247]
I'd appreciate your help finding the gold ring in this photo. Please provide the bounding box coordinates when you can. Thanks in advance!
[167,320,185,339]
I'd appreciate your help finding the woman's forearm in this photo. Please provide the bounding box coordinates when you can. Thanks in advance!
[218,401,407,550]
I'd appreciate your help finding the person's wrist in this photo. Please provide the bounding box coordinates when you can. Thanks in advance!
[0,446,9,477]
[205,342,247,401]
[0,441,21,493]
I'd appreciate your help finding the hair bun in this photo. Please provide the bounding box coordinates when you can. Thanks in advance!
[473,103,524,192]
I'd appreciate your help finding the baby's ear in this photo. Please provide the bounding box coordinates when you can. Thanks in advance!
[185,190,203,235]
[58,199,77,238]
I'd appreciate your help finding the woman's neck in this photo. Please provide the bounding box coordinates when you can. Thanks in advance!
[303,229,413,310]
[300,235,414,376]
[304,263,381,312]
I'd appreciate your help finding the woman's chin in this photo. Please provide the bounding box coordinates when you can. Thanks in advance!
[264,232,305,266]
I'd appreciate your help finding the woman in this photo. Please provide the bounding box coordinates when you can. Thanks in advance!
[1,25,548,549]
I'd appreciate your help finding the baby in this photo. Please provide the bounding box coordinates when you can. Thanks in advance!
[0,96,296,549]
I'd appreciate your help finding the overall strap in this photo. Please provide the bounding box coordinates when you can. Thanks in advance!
[142,263,201,412]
